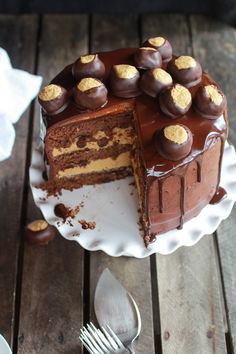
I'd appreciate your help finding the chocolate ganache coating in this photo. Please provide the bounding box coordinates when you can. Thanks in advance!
[194,84,227,119]
[38,84,69,115]
[143,37,173,63]
[134,47,162,69]
[168,56,202,88]
[73,77,108,110]
[159,83,192,118]
[43,47,228,243]
[155,124,193,161]
[109,64,141,98]
[72,54,105,81]
[140,68,173,97]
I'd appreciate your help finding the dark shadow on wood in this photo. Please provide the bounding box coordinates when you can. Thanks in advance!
[150,255,162,354]
[214,232,235,354]
[1,0,236,27]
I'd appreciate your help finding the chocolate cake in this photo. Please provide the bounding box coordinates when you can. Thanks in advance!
[38,37,228,246]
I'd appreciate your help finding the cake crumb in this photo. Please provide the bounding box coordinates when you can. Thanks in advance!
[79,219,96,230]
[39,197,47,202]
[72,232,80,237]
[67,220,74,227]
[54,203,80,222]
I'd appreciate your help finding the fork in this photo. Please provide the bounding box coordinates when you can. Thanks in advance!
[79,322,129,354]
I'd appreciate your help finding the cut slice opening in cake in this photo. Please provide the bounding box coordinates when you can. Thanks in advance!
[45,110,138,188]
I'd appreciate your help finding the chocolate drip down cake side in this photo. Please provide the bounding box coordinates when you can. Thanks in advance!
[38,37,228,246]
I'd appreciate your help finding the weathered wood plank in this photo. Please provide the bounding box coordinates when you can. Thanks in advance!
[216,209,236,352]
[89,14,155,354]
[156,238,227,354]
[142,13,227,354]
[190,15,236,144]
[190,15,236,352]
[0,15,38,347]
[17,15,89,354]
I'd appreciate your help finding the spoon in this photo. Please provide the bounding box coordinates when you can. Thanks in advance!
[94,268,142,354]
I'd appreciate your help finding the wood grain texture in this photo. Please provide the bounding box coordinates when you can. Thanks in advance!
[216,208,236,352]
[142,14,227,354]
[89,14,155,354]
[190,15,236,144]
[17,15,89,354]
[156,237,227,354]
[0,15,37,346]
[190,15,236,352]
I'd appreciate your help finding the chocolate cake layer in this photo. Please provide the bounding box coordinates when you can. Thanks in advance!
[45,111,134,152]
[40,47,228,246]
[43,167,133,191]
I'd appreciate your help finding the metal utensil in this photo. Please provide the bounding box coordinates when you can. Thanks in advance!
[79,322,129,354]
[94,269,142,354]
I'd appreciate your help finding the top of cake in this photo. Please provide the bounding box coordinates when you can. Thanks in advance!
[39,37,228,177]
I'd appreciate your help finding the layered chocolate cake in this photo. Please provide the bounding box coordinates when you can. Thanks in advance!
[39,37,228,246]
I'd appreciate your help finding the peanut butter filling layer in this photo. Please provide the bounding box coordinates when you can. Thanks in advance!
[52,127,134,157]
[57,151,131,178]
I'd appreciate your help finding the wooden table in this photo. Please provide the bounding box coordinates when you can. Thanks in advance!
[0,13,236,354]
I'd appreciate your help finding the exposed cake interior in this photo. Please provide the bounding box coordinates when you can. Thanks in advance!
[45,106,140,188]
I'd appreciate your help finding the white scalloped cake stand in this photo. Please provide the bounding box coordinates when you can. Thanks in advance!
[30,142,236,258]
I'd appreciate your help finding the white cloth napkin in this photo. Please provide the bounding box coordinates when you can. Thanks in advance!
[0,47,42,161]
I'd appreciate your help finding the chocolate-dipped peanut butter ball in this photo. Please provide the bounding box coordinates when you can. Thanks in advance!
[155,124,193,161]
[25,219,58,245]
[109,64,141,98]
[143,37,172,63]
[168,56,202,88]
[38,84,69,115]
[159,84,192,118]
[194,84,226,119]
[73,77,108,110]
[134,47,162,70]
[140,68,173,97]
[72,54,105,81]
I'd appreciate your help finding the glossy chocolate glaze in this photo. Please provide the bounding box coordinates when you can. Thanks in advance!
[44,48,228,242]
[210,186,227,204]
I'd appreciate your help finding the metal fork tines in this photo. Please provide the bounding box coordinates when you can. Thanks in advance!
[79,322,129,354]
